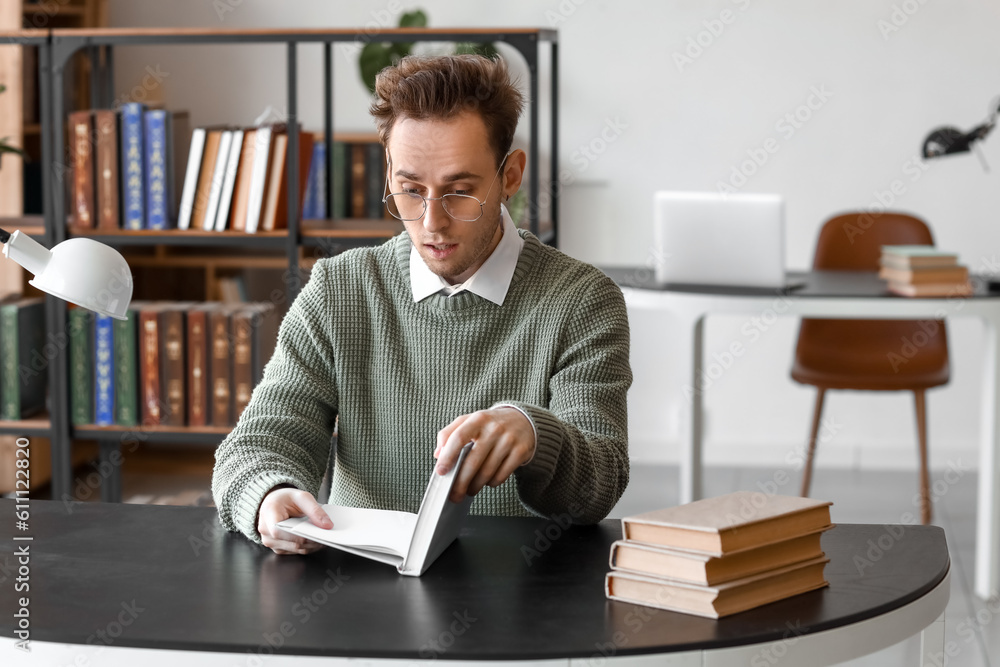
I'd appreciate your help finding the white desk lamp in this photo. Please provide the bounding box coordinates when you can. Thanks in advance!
[0,227,133,320]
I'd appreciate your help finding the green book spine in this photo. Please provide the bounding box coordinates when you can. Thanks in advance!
[113,311,138,426]
[332,140,347,220]
[68,308,93,425]
[1,305,18,420]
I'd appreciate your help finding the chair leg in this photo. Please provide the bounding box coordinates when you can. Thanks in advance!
[914,389,932,524]
[801,388,827,497]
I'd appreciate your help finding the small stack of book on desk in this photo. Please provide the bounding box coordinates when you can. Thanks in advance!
[605,491,833,618]
[879,245,972,297]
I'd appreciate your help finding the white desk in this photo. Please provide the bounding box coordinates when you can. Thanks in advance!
[616,268,1000,600]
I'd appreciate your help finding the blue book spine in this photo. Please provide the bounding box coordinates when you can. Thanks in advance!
[302,142,321,219]
[144,110,169,230]
[94,314,115,426]
[120,103,145,230]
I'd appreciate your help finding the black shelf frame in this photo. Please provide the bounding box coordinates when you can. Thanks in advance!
[38,28,559,502]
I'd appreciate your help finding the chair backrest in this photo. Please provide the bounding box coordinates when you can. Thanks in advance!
[812,212,935,270]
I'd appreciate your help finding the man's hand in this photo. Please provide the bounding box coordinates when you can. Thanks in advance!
[435,407,536,503]
[258,486,333,555]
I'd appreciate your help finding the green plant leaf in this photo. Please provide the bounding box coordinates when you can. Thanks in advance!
[399,10,427,28]
[360,42,393,94]
[454,42,499,59]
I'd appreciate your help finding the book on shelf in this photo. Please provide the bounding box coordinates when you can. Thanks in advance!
[68,308,94,426]
[209,305,233,427]
[0,298,47,420]
[185,304,211,428]
[605,555,830,619]
[621,491,832,555]
[609,527,830,586]
[276,443,474,577]
[158,304,187,426]
[94,110,120,230]
[138,302,164,426]
[68,110,95,229]
[119,103,146,230]
[214,128,245,232]
[113,309,139,428]
[93,314,115,426]
[259,131,315,231]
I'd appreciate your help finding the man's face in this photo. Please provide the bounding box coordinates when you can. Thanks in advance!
[387,112,508,285]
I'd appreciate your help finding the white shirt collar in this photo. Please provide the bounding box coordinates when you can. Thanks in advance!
[409,205,524,306]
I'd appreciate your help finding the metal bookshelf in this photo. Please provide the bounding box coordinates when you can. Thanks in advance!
[31,27,559,501]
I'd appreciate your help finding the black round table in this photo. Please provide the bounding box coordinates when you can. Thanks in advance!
[0,500,949,665]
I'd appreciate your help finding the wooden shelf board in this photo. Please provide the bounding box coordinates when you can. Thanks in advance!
[0,30,48,40]
[0,413,52,433]
[52,27,554,38]
[74,424,233,435]
[70,228,288,239]
[0,216,45,238]
[23,4,85,17]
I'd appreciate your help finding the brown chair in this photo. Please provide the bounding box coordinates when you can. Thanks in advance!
[791,212,949,524]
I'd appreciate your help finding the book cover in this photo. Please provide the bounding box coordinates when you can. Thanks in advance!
[229,128,257,232]
[261,131,315,231]
[190,129,224,232]
[244,124,277,234]
[119,103,146,230]
[621,491,833,555]
[245,302,278,385]
[214,128,245,231]
[1,298,46,420]
[887,281,973,297]
[879,265,969,284]
[302,140,324,219]
[143,109,171,230]
[94,314,115,426]
[204,130,234,231]
[113,308,139,427]
[605,555,830,619]
[158,306,186,426]
[186,304,211,427]
[332,140,346,219]
[610,527,830,586]
[349,142,366,218]
[138,304,163,426]
[176,127,207,230]
[276,443,474,576]
[231,308,253,421]
[365,141,386,220]
[68,110,95,229]
[68,308,94,425]
[209,306,232,426]
[94,109,120,229]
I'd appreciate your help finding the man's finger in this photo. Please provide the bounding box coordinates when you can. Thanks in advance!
[436,414,482,474]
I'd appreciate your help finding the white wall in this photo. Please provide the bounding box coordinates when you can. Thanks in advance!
[108,0,1000,471]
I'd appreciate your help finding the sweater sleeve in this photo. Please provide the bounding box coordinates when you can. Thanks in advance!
[506,273,632,524]
[211,261,340,543]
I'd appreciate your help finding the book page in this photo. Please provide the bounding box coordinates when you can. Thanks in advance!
[278,505,417,558]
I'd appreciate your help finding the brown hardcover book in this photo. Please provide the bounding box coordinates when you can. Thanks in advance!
[260,131,315,231]
[186,304,211,427]
[621,492,833,555]
[228,128,257,232]
[209,306,233,427]
[605,555,829,619]
[68,110,95,229]
[158,305,186,426]
[94,110,120,229]
[879,265,969,284]
[350,142,366,218]
[138,303,165,426]
[231,307,254,421]
[887,281,973,297]
[610,527,831,586]
[190,129,224,231]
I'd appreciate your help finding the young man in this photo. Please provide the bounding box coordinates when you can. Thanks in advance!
[212,54,632,555]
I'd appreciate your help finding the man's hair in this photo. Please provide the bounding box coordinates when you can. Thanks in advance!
[370,54,525,168]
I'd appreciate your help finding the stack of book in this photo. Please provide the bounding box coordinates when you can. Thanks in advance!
[605,491,833,618]
[68,300,278,429]
[879,245,972,297]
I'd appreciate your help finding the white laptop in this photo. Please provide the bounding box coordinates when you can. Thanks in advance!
[653,191,790,290]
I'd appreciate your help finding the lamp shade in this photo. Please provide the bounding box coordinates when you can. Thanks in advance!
[2,230,133,320]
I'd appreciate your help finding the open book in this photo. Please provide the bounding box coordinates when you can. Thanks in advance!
[275,443,474,576]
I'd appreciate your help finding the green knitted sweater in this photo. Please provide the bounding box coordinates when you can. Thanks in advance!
[211,230,632,543]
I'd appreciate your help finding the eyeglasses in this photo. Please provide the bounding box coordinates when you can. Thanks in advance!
[383,152,511,222]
